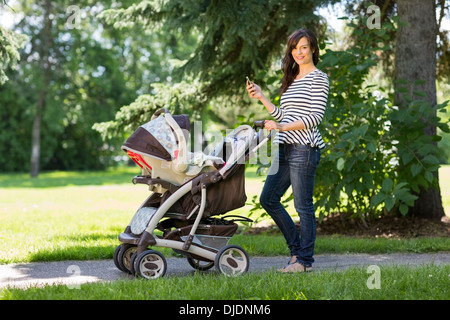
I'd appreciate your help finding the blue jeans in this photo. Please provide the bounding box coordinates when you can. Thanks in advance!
[260,144,321,267]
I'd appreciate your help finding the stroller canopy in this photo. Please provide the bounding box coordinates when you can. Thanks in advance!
[122,112,190,162]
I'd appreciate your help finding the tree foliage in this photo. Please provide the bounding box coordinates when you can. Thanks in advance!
[98,0,332,101]
[1,0,134,171]
[0,23,27,84]
[93,81,206,140]
[315,16,448,221]
[93,0,337,142]
[0,0,193,172]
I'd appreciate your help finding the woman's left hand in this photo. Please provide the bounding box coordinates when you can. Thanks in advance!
[264,120,283,131]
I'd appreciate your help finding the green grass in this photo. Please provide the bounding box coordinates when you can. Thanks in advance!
[1,264,448,300]
[1,166,449,264]
[0,167,143,263]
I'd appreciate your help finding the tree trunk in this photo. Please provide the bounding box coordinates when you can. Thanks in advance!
[30,0,52,178]
[394,0,445,220]
[30,94,44,177]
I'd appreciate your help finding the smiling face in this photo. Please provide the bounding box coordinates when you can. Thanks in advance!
[291,37,314,66]
[281,29,320,93]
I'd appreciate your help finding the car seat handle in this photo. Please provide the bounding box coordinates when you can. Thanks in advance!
[149,108,189,173]
[151,108,169,120]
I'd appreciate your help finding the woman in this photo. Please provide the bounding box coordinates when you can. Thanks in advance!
[246,28,329,273]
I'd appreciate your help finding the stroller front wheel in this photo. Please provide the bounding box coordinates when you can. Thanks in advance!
[135,249,167,279]
[215,245,249,276]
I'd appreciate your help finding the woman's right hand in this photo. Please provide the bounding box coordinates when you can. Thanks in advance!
[246,80,262,99]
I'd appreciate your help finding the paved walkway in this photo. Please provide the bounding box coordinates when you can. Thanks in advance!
[1,253,449,289]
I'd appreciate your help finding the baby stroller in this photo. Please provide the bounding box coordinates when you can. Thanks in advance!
[113,108,271,279]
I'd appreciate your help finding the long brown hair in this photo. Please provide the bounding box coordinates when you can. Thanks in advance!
[280,28,319,94]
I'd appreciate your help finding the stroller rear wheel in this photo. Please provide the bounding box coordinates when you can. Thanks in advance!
[134,249,167,279]
[113,244,137,273]
[113,245,124,272]
[215,245,249,276]
[118,244,137,274]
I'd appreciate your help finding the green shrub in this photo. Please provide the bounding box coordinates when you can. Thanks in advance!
[314,18,449,223]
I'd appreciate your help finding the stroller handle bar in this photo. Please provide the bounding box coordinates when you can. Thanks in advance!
[253,120,265,129]
[253,119,274,142]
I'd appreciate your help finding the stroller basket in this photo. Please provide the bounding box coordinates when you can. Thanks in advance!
[159,216,246,262]
[164,221,238,251]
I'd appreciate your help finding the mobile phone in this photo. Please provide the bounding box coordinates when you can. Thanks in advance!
[246,76,252,84]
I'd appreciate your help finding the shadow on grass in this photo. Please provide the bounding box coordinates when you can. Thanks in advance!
[27,232,121,262]
[50,231,122,243]
[0,166,141,188]
[28,245,116,263]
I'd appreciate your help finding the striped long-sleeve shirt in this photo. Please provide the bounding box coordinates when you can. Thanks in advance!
[270,69,329,149]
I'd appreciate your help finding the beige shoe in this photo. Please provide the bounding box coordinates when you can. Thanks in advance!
[276,255,298,272]
[277,262,312,273]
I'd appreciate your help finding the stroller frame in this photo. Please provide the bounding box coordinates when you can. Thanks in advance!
[113,109,272,279]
